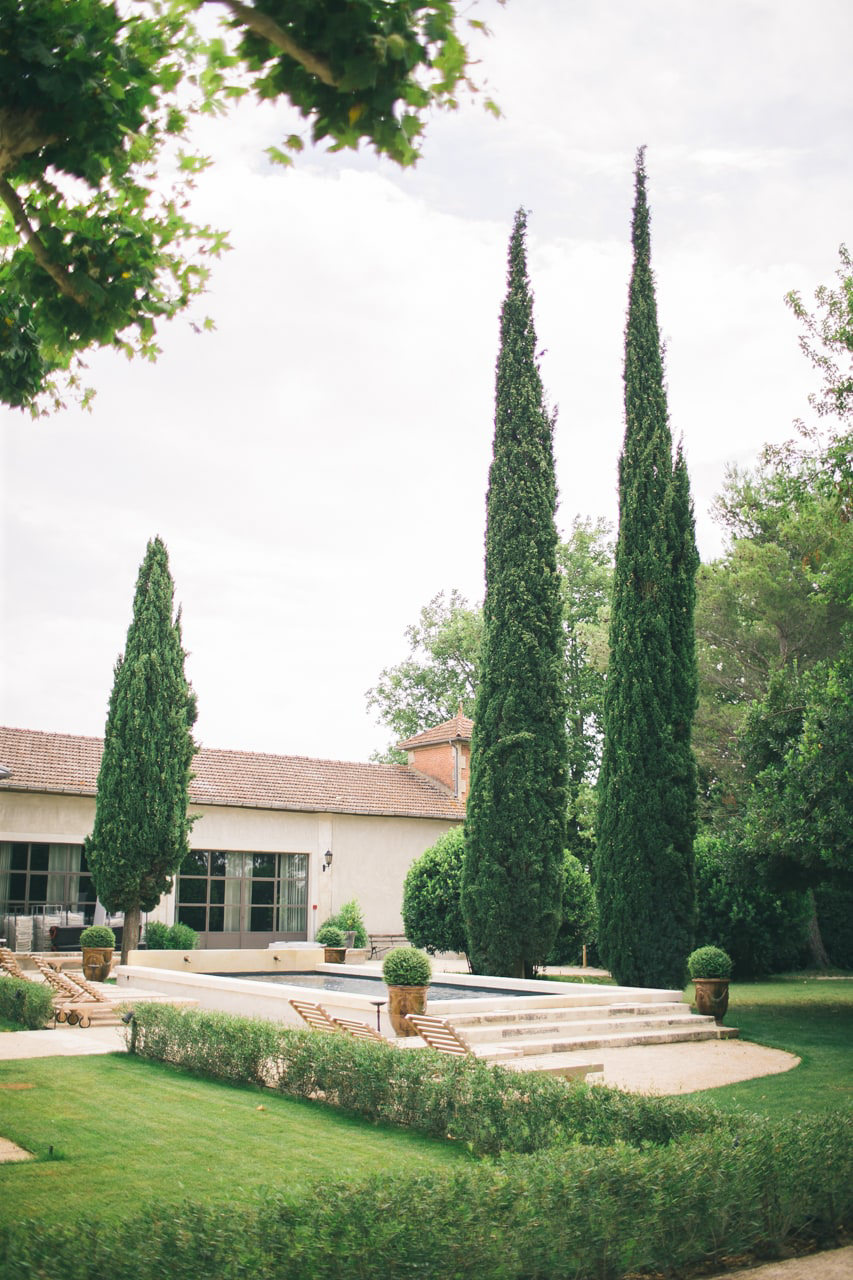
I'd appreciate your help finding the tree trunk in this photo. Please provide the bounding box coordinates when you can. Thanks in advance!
[805,889,830,969]
[121,904,141,965]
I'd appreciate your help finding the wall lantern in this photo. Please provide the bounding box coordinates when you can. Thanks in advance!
[323,850,333,872]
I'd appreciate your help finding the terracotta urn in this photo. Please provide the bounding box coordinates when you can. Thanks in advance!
[82,947,113,983]
[387,985,428,1037]
[692,977,730,1023]
[323,946,347,964]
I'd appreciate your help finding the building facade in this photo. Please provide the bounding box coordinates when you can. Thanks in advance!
[0,715,472,949]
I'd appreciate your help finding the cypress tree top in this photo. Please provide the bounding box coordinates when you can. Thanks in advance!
[462,209,568,978]
[594,151,697,989]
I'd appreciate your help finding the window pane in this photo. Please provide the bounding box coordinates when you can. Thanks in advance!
[28,874,48,904]
[250,906,273,931]
[11,844,28,871]
[209,879,225,905]
[208,906,224,931]
[251,854,276,878]
[182,850,208,876]
[30,844,49,872]
[8,873,27,903]
[251,879,275,907]
[210,851,227,877]
[178,878,207,905]
[178,905,206,931]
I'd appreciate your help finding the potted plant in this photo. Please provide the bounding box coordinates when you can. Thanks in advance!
[79,925,116,982]
[382,946,431,1036]
[687,945,733,1023]
[316,923,347,963]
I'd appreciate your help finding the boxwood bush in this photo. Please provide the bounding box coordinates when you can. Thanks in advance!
[315,923,346,948]
[382,946,431,987]
[0,975,54,1028]
[687,945,733,979]
[2,1111,850,1280]
[79,925,116,949]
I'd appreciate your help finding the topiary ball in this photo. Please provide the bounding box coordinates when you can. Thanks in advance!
[382,946,432,987]
[687,945,733,979]
[316,924,346,948]
[79,925,116,949]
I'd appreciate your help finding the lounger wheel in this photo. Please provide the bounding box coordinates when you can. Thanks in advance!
[56,1009,68,1024]
[77,1013,91,1029]
[66,1011,79,1026]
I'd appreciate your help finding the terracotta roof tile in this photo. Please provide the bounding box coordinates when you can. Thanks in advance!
[0,726,466,822]
[397,710,473,751]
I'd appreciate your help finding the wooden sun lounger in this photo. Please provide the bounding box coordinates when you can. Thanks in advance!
[331,1015,389,1044]
[0,946,27,980]
[289,999,389,1044]
[31,956,123,1027]
[404,1013,602,1081]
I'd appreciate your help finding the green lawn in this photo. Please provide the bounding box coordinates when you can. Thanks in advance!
[681,976,853,1118]
[0,1052,470,1226]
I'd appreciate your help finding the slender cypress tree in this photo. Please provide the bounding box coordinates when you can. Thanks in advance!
[461,209,568,978]
[594,151,697,989]
[85,537,197,963]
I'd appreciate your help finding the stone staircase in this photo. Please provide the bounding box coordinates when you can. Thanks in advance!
[443,988,737,1067]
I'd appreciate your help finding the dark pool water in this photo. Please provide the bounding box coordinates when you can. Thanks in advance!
[215,971,530,1001]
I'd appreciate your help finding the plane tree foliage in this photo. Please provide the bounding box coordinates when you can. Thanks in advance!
[0,0,492,412]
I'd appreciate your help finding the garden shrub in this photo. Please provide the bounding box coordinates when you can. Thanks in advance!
[687,945,733,979]
[546,851,597,965]
[694,833,811,976]
[79,925,116,949]
[128,1004,729,1156]
[402,827,468,956]
[315,923,346,948]
[0,975,54,1029]
[3,1112,850,1280]
[319,898,368,948]
[382,946,431,987]
[144,921,198,950]
[144,921,170,949]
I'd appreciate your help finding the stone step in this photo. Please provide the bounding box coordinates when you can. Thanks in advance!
[477,1023,735,1058]
[457,1012,707,1045]
[451,1001,689,1031]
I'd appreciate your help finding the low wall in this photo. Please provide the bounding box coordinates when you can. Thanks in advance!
[126,946,325,973]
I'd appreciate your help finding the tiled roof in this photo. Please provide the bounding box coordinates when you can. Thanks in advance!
[397,710,473,751]
[0,726,466,822]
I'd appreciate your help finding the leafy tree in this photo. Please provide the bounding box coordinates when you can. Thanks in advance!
[594,150,697,990]
[366,590,482,762]
[461,208,568,979]
[0,0,492,412]
[85,536,197,963]
[786,242,852,429]
[545,852,596,967]
[402,826,467,958]
[367,519,612,799]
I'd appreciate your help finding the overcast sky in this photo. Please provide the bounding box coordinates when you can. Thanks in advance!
[2,0,851,763]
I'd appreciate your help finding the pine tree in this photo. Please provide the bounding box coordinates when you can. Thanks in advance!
[594,151,697,989]
[461,209,568,978]
[85,537,197,962]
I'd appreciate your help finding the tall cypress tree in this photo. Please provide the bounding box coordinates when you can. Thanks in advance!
[594,151,697,989]
[85,537,197,962]
[461,209,568,978]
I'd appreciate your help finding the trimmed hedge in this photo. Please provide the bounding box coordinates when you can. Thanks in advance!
[2,1113,851,1280]
[128,1003,731,1156]
[0,975,54,1029]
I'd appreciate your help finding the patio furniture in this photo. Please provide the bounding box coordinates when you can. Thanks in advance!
[31,955,123,1027]
[289,999,389,1043]
[0,946,28,980]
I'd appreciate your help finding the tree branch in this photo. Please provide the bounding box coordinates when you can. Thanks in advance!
[0,107,59,178]
[205,0,338,86]
[0,177,90,308]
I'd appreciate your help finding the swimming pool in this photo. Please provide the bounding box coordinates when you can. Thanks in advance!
[216,971,531,1001]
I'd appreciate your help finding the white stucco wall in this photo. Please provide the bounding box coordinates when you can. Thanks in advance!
[1,790,460,940]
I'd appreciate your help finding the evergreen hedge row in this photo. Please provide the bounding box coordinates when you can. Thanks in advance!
[0,975,54,1028]
[127,1003,726,1155]
[3,1114,850,1280]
